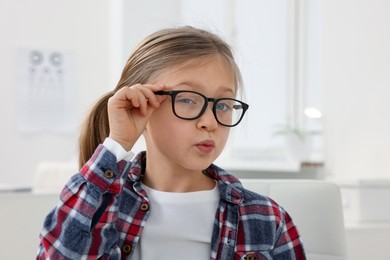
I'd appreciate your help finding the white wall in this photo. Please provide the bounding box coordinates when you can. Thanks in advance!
[0,0,183,187]
[323,0,390,179]
[0,0,113,186]
[122,0,181,58]
[2,0,390,186]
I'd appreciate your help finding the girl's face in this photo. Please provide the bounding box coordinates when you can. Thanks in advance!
[144,55,236,173]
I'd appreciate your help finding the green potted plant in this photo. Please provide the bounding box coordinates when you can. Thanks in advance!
[273,124,321,161]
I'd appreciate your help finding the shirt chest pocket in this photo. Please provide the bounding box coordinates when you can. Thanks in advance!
[233,251,271,260]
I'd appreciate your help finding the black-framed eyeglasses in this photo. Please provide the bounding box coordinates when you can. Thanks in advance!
[155,90,249,127]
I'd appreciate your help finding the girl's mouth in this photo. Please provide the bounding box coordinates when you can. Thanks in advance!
[195,140,215,153]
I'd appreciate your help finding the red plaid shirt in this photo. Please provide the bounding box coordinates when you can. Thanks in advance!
[37,145,306,259]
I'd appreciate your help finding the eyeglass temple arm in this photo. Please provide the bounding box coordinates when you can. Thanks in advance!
[154,90,172,95]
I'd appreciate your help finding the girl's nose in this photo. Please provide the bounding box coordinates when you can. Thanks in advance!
[196,105,218,130]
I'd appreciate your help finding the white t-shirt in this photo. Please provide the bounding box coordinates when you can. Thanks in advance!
[131,182,220,260]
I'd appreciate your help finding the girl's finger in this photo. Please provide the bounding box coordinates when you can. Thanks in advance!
[137,84,166,108]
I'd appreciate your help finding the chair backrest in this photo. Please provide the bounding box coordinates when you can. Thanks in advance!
[32,161,77,193]
[0,192,59,259]
[240,179,348,260]
[0,179,347,259]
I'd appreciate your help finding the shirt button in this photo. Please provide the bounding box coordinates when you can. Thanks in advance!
[122,244,132,254]
[245,253,256,260]
[104,170,115,179]
[140,203,149,211]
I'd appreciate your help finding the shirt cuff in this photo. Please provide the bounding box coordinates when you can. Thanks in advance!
[103,137,135,162]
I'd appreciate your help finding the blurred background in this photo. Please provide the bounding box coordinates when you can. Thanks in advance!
[0,0,389,259]
[2,0,390,186]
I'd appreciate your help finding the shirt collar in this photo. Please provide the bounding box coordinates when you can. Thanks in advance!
[127,151,146,181]
[203,164,244,205]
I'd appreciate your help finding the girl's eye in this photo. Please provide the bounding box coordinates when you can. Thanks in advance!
[177,98,196,105]
[215,102,231,111]
[176,93,203,105]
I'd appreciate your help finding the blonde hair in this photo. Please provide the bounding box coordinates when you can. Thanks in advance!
[78,26,243,168]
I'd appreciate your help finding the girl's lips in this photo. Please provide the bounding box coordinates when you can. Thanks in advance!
[195,140,215,153]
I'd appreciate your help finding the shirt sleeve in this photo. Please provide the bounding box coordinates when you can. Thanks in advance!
[103,137,135,162]
[271,208,306,259]
[36,144,131,259]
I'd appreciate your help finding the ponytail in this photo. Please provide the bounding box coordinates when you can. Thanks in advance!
[78,91,113,168]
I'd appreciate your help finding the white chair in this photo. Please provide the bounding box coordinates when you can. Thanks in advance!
[0,161,76,259]
[240,179,348,260]
[32,161,78,193]
[0,192,59,259]
[0,177,347,259]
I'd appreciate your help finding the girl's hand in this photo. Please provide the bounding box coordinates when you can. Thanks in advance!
[107,84,166,151]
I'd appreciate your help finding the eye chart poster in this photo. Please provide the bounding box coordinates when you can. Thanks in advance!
[16,48,78,133]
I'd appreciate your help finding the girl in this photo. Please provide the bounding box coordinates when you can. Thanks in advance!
[37,26,305,259]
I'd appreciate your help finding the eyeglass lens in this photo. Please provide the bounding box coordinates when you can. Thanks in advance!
[173,91,245,126]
